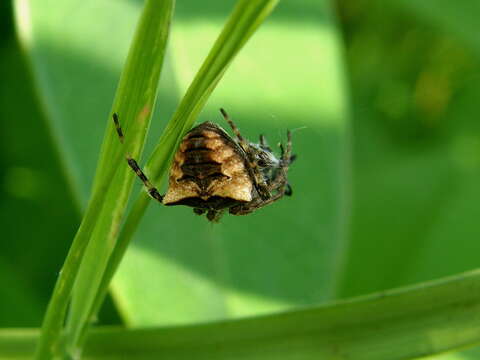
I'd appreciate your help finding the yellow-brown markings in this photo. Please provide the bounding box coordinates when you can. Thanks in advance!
[163,125,253,205]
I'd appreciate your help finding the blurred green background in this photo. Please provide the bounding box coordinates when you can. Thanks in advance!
[1,0,480,358]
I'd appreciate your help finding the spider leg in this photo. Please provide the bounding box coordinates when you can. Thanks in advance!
[229,191,285,216]
[259,134,272,151]
[207,209,224,222]
[267,130,292,193]
[193,208,206,216]
[279,143,285,157]
[113,113,164,204]
[126,158,164,203]
[282,129,292,166]
[282,152,296,196]
[220,108,270,200]
[220,108,250,153]
[285,183,293,196]
[113,113,125,143]
[259,134,266,147]
[277,138,295,196]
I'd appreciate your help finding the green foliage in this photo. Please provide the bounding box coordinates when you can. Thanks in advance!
[0,5,80,328]
[112,0,350,326]
[4,269,480,359]
[25,0,175,357]
[339,0,480,302]
[2,0,480,359]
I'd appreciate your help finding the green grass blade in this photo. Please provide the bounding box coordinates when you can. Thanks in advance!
[88,0,280,325]
[5,269,480,359]
[63,0,175,357]
[30,0,174,358]
[88,270,480,359]
[31,195,104,359]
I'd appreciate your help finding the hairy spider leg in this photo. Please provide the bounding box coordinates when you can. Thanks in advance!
[229,173,290,215]
[279,143,285,157]
[219,108,271,200]
[112,113,164,204]
[193,208,206,216]
[113,113,125,143]
[278,137,295,196]
[284,153,297,196]
[229,189,287,215]
[285,183,293,196]
[259,134,272,151]
[126,158,164,203]
[207,209,224,222]
[274,141,292,196]
[219,108,250,153]
[267,130,292,193]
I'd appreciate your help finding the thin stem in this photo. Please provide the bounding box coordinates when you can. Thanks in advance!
[33,177,115,359]
[34,0,175,358]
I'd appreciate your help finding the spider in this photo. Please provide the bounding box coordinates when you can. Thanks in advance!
[113,109,294,222]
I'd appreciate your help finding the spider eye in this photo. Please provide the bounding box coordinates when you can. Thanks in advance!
[257,159,268,167]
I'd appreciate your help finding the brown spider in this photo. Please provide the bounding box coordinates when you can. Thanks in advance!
[114,109,294,222]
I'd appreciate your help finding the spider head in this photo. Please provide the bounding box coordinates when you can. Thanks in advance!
[250,143,281,168]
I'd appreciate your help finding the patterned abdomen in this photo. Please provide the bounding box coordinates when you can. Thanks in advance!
[162,122,253,206]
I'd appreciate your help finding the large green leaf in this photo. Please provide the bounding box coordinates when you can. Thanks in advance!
[393,0,480,56]
[0,4,79,326]
[111,0,351,325]
[3,269,480,359]
[14,0,146,204]
[336,2,480,358]
[339,0,480,297]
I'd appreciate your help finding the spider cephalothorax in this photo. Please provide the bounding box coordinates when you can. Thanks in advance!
[114,109,294,222]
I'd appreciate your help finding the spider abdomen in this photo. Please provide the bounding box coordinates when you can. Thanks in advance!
[114,108,293,222]
[162,122,253,207]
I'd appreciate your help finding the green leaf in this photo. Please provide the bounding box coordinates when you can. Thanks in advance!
[337,3,480,358]
[111,0,351,325]
[0,11,79,326]
[14,0,142,203]
[4,270,480,359]
[339,0,480,297]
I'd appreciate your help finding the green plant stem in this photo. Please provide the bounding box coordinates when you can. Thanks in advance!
[0,328,37,360]
[33,179,117,359]
[34,1,175,358]
[64,0,175,356]
[87,192,151,326]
